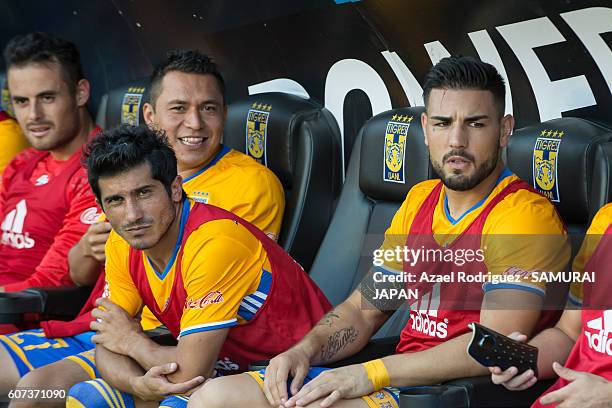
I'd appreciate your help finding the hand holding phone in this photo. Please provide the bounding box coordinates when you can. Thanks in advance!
[467,322,538,377]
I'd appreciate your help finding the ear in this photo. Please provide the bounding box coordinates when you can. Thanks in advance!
[76,79,90,107]
[500,114,514,148]
[421,111,429,146]
[143,102,155,128]
[171,175,183,203]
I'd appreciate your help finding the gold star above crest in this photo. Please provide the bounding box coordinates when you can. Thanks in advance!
[558,131,564,138]
[392,114,398,121]
[407,116,413,122]
[552,131,558,137]
[540,130,547,136]
[546,130,553,137]
[252,102,258,108]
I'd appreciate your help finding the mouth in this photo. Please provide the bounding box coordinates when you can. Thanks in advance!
[178,136,207,147]
[27,125,52,138]
[124,225,151,233]
[445,156,472,170]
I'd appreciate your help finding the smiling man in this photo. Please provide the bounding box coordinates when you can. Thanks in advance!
[0,50,285,407]
[188,56,569,408]
[0,32,100,292]
[65,126,329,408]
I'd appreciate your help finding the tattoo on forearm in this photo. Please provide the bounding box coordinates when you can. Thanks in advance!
[319,327,359,362]
[317,311,340,327]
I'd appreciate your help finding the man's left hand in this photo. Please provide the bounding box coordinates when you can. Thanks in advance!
[90,297,145,356]
[285,364,373,408]
[539,362,612,407]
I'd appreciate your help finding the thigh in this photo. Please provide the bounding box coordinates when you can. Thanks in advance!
[189,373,272,408]
[0,341,21,394]
[0,329,94,378]
[9,358,95,408]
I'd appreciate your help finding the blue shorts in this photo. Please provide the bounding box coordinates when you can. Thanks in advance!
[0,329,95,377]
[67,379,188,408]
[247,367,401,408]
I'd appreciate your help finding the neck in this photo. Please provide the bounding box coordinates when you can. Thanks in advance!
[50,110,94,161]
[178,144,222,179]
[444,161,505,220]
[144,200,184,272]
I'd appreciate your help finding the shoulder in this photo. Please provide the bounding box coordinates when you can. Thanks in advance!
[106,229,130,254]
[587,203,612,235]
[387,179,440,232]
[2,148,42,179]
[8,147,43,167]
[213,150,283,199]
[399,179,440,210]
[487,176,565,234]
[220,150,280,181]
[184,217,260,254]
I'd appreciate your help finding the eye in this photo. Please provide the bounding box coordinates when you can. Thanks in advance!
[202,104,217,113]
[41,95,55,103]
[12,97,27,106]
[170,106,186,113]
[469,121,485,128]
[105,197,124,207]
[433,121,449,128]
[137,188,152,198]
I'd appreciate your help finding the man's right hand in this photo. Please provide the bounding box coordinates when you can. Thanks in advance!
[263,347,311,407]
[490,332,538,391]
[130,363,205,401]
[82,221,112,262]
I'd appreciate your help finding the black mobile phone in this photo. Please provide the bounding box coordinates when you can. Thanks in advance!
[467,322,538,377]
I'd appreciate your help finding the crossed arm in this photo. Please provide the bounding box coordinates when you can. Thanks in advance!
[92,298,227,400]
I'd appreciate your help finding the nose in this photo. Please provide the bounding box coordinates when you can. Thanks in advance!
[448,123,468,149]
[27,99,43,122]
[183,106,203,130]
[124,198,145,225]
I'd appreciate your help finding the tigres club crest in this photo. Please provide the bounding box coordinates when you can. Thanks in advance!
[245,102,271,165]
[533,129,563,202]
[121,87,145,126]
[383,114,412,183]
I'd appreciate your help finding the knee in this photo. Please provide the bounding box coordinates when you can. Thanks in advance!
[11,371,64,408]
[67,380,112,408]
[188,378,231,408]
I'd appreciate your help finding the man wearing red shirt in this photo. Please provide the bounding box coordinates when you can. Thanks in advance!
[0,31,101,394]
[0,32,100,291]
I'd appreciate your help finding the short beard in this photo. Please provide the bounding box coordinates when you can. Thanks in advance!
[432,150,500,192]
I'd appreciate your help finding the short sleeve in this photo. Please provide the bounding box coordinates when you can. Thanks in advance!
[179,220,265,337]
[482,193,569,297]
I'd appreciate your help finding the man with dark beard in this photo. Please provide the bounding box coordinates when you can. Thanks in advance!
[186,56,569,408]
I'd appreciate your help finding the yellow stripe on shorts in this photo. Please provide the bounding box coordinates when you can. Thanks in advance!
[246,370,265,388]
[0,335,34,370]
[65,351,96,380]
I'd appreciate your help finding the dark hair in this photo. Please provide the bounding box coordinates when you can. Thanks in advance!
[84,125,180,204]
[422,56,506,117]
[149,49,226,106]
[3,32,84,92]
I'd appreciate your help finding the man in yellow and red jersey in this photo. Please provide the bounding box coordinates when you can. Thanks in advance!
[64,126,328,408]
[491,203,612,407]
[0,50,284,403]
[187,56,569,408]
